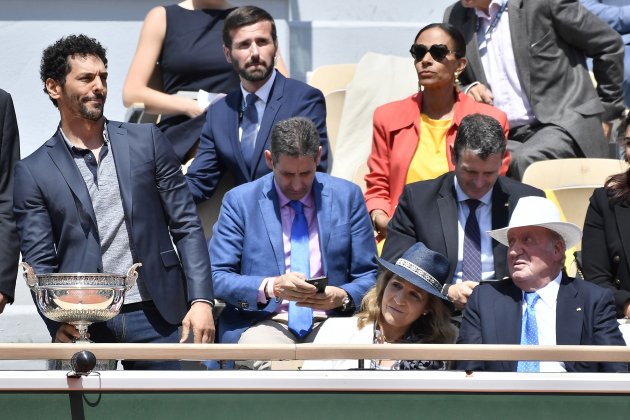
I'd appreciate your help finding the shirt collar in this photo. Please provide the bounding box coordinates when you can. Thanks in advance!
[273,177,314,210]
[475,0,505,19]
[60,122,109,152]
[240,69,277,106]
[525,271,562,306]
[453,176,493,207]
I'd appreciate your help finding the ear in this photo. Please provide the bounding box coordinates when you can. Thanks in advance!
[315,146,322,166]
[456,56,467,76]
[45,78,62,102]
[264,150,273,170]
[223,45,232,64]
[449,144,457,167]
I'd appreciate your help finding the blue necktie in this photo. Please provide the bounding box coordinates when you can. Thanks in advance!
[517,292,540,372]
[287,200,313,339]
[240,93,259,171]
[462,199,482,281]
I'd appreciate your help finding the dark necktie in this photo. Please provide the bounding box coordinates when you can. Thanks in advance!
[240,93,259,171]
[287,200,313,339]
[517,292,540,372]
[462,199,482,281]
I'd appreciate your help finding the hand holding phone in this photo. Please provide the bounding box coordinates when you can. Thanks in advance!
[305,276,328,293]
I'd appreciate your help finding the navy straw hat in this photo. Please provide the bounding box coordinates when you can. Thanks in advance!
[377,242,450,302]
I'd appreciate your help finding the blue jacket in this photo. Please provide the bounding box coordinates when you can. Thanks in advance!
[210,172,377,343]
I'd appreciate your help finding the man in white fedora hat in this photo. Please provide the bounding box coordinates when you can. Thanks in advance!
[457,196,627,373]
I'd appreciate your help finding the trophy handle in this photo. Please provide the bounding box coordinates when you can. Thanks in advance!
[21,262,38,288]
[125,263,142,290]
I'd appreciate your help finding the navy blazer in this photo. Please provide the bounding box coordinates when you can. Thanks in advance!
[13,121,213,327]
[210,172,378,343]
[186,72,330,203]
[457,275,627,372]
[382,172,545,283]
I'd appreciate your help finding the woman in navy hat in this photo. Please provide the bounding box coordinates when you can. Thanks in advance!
[302,242,455,370]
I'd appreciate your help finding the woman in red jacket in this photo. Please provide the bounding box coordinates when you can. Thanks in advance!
[366,23,510,240]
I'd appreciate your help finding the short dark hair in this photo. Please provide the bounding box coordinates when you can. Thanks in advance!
[453,114,506,161]
[270,117,320,164]
[223,6,277,48]
[40,34,107,107]
[414,23,466,58]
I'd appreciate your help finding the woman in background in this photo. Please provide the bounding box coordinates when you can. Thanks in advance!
[302,242,455,370]
[365,23,510,241]
[583,114,630,318]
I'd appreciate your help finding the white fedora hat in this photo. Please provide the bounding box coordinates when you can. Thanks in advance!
[487,196,582,249]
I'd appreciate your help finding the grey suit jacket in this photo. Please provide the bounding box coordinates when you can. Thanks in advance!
[444,0,625,157]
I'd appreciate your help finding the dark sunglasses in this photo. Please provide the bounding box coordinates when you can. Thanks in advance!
[409,44,458,61]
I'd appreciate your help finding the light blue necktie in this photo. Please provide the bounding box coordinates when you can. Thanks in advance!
[517,292,540,372]
[240,93,259,171]
[287,200,313,339]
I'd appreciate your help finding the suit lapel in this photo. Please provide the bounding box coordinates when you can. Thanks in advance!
[251,74,284,178]
[106,121,133,227]
[46,130,97,230]
[556,276,583,346]
[496,281,523,371]
[437,175,459,281]
[313,175,331,274]
[258,177,285,275]
[615,203,630,274]
[227,92,251,180]
[491,179,511,279]
[508,0,531,99]
[461,7,488,86]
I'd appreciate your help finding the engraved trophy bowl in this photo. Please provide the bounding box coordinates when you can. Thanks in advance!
[22,262,141,343]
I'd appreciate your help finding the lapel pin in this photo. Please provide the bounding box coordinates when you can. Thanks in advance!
[576,307,582,312]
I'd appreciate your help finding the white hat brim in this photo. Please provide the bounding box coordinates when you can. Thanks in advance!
[487,221,582,249]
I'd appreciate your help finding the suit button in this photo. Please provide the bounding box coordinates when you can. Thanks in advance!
[613,255,621,263]
[240,302,249,309]
[615,279,621,287]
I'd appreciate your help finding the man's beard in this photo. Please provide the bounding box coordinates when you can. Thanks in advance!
[236,59,274,83]
[79,94,106,121]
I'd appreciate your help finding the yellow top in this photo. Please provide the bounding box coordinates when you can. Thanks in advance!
[405,113,452,184]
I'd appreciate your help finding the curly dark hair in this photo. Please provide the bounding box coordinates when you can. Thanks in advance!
[40,34,107,107]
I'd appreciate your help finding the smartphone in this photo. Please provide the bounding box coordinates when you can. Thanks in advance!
[306,276,328,293]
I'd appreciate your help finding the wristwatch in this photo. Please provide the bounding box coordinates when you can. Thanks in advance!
[339,293,355,313]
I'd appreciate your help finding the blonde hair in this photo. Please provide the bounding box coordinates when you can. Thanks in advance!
[356,270,456,344]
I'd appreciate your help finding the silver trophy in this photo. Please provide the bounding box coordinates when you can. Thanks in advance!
[22,262,141,343]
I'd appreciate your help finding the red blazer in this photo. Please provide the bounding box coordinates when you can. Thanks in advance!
[364,91,510,216]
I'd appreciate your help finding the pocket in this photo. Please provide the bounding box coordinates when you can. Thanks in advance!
[160,249,180,268]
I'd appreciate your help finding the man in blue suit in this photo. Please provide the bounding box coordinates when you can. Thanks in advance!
[186,6,329,203]
[210,117,376,367]
[457,196,627,373]
[13,35,214,369]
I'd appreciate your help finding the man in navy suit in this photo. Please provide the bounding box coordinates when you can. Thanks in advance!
[186,6,329,203]
[13,35,214,369]
[210,117,376,368]
[458,196,627,372]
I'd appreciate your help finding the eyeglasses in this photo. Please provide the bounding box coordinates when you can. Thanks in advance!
[409,44,458,61]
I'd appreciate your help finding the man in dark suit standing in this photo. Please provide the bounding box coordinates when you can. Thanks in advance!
[0,88,20,314]
[458,196,627,372]
[13,35,214,369]
[382,114,544,310]
[444,0,624,179]
[186,6,329,203]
